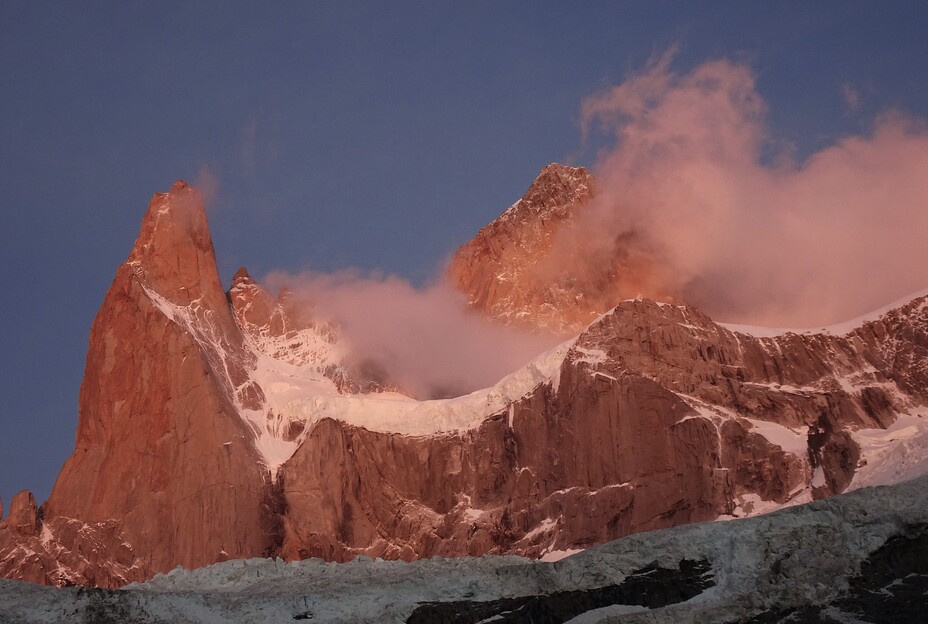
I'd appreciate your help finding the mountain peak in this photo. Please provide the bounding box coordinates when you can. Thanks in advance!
[232,267,254,285]
[520,163,593,213]
[447,163,597,332]
[137,180,208,242]
[537,162,590,179]
[126,181,224,307]
[5,177,928,590]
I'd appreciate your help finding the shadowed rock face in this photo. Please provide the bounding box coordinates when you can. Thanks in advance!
[406,559,713,623]
[739,524,928,624]
[1,175,927,588]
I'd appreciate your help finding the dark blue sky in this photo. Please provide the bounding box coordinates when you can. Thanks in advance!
[2,1,927,510]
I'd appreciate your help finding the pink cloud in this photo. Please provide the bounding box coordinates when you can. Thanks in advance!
[193,164,220,210]
[571,54,928,326]
[264,269,559,399]
[256,54,928,398]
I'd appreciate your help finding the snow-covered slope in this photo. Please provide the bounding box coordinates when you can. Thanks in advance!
[178,278,928,493]
[269,339,571,438]
[150,271,574,471]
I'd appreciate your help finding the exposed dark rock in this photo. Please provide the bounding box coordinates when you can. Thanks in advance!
[738,523,928,624]
[406,559,713,623]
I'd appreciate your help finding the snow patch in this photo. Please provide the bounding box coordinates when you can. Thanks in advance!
[849,409,928,489]
[718,488,812,520]
[274,339,571,438]
[539,548,583,562]
[811,466,827,488]
[572,346,607,365]
[566,604,650,622]
[743,418,808,455]
[522,518,558,541]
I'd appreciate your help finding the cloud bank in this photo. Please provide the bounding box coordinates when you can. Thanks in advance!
[265,269,559,399]
[572,51,928,326]
[260,52,928,398]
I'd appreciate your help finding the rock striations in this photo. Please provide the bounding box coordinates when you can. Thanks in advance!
[2,170,927,588]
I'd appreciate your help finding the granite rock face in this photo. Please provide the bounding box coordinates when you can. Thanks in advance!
[0,515,141,587]
[1,183,277,586]
[447,163,674,334]
[274,294,927,560]
[5,491,38,537]
[447,164,598,333]
[229,268,336,368]
[1,175,926,588]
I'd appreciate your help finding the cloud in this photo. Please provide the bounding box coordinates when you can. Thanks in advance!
[566,53,928,327]
[842,83,861,112]
[242,116,258,176]
[251,53,928,398]
[193,164,220,209]
[240,111,281,179]
[264,269,559,399]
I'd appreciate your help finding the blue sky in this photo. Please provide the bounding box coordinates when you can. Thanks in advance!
[2,1,927,509]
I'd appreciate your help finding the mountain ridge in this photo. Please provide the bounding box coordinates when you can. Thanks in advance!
[1,168,926,588]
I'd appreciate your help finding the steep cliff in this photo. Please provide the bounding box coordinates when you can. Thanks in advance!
[1,183,278,586]
[2,178,926,588]
[273,295,928,561]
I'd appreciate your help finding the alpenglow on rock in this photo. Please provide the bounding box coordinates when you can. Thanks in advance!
[447,163,675,334]
[1,175,927,588]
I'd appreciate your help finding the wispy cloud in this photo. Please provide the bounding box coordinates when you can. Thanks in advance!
[264,269,559,399]
[565,53,928,326]
[251,53,928,400]
[193,163,220,209]
[842,83,862,112]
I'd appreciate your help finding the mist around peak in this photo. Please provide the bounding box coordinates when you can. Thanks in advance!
[569,50,928,327]
[264,269,561,400]
[256,51,928,396]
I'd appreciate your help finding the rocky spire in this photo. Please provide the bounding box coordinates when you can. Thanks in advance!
[7,491,38,537]
[42,180,276,580]
[447,163,601,333]
[127,180,234,320]
[448,162,676,333]
[511,163,594,218]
